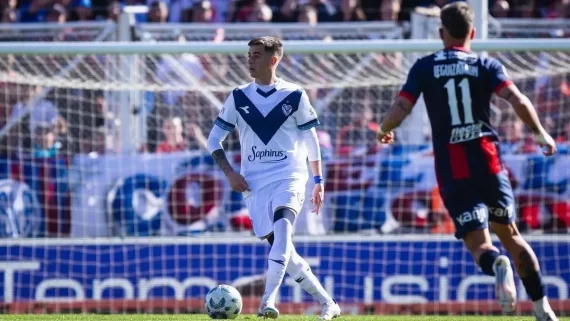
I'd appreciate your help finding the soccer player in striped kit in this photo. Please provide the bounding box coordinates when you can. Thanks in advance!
[377,3,558,320]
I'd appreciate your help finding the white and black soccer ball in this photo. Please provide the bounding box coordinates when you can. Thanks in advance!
[205,284,243,319]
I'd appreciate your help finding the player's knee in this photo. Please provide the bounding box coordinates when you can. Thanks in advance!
[271,209,295,253]
[462,229,496,259]
[274,207,296,224]
[473,243,499,262]
[479,243,499,253]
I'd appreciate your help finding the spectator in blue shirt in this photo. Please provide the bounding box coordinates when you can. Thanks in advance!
[19,0,51,22]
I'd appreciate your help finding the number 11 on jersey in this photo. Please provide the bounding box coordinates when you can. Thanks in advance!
[444,78,473,126]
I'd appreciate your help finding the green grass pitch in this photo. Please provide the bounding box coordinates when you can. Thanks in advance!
[2,316,570,321]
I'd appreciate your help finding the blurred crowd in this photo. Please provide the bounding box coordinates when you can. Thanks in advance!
[0,67,569,237]
[0,0,568,160]
[1,0,569,24]
[1,76,569,162]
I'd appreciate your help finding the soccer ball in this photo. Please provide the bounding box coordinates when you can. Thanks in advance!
[205,284,243,319]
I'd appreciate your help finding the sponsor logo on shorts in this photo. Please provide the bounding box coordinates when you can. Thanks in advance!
[247,146,287,163]
[457,207,487,226]
[489,204,514,218]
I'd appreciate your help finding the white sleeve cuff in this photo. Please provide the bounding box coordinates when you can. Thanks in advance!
[301,127,321,161]
[207,125,230,154]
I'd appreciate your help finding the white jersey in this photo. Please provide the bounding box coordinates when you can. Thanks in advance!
[214,78,319,192]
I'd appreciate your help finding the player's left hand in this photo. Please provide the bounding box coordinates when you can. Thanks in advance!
[535,130,557,156]
[377,130,395,144]
[310,183,324,215]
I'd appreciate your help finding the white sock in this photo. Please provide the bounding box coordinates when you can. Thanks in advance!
[287,248,333,305]
[262,218,293,306]
[533,296,552,314]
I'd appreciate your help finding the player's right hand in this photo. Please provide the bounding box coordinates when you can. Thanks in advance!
[377,130,395,144]
[535,131,557,156]
[226,171,250,193]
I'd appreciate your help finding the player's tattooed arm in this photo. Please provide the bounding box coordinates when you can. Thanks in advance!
[211,149,234,175]
[497,84,543,135]
[395,98,412,114]
[381,96,415,133]
[502,90,514,102]
[527,123,540,134]
[212,148,250,192]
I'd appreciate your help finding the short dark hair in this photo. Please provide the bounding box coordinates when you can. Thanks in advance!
[440,2,475,39]
[248,36,283,57]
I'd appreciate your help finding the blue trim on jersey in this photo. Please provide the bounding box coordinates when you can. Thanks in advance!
[256,87,277,98]
[214,117,235,131]
[297,118,320,131]
[233,88,302,145]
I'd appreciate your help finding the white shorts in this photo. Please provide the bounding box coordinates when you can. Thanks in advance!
[243,179,306,239]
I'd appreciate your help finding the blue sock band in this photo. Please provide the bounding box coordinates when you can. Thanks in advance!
[522,270,545,301]
[479,250,500,276]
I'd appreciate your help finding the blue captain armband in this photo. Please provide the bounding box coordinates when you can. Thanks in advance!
[214,117,235,131]
[314,176,324,184]
[298,119,320,131]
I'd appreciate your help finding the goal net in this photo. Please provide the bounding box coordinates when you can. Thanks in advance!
[0,39,569,316]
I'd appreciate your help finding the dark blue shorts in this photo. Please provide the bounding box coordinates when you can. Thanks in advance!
[439,169,516,239]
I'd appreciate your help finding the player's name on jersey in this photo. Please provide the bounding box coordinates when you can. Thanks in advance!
[434,62,479,79]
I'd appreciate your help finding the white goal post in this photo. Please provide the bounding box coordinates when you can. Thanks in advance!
[0,38,569,316]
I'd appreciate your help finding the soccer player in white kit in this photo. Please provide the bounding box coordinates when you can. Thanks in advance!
[206,36,341,320]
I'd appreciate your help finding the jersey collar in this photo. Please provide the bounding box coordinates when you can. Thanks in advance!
[252,78,281,97]
[445,46,472,53]
[252,77,281,89]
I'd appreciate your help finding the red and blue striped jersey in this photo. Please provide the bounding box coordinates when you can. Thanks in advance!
[400,47,513,181]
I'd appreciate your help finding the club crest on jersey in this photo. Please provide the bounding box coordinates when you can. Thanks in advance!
[282,102,293,116]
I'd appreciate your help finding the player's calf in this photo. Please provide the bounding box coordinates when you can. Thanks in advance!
[287,250,334,305]
[491,222,557,319]
[273,235,339,318]
[261,208,296,308]
[463,228,517,313]
[462,228,501,276]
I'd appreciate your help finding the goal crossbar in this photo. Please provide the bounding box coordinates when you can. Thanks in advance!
[1,39,570,55]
